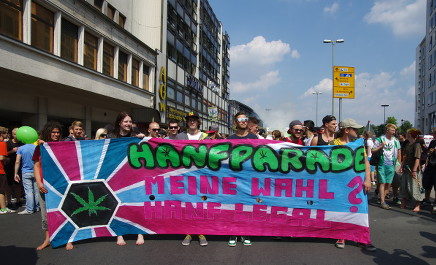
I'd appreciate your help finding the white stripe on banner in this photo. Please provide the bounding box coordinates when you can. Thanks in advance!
[94,139,110,179]
[105,157,128,182]
[50,219,69,241]
[324,211,369,227]
[115,181,145,194]
[75,141,84,180]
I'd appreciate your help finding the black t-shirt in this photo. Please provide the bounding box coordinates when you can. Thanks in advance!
[228,133,258,139]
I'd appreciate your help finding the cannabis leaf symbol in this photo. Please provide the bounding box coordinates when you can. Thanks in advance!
[310,153,319,159]
[161,147,171,157]
[259,150,267,159]
[70,188,111,216]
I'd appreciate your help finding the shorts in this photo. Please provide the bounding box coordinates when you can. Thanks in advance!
[378,165,395,184]
[370,165,376,173]
[0,174,7,194]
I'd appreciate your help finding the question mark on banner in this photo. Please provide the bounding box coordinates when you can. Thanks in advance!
[347,176,363,213]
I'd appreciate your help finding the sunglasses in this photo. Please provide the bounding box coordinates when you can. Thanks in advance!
[169,126,179,129]
[151,128,160,132]
[237,117,248,122]
[100,133,107,137]
[293,129,304,133]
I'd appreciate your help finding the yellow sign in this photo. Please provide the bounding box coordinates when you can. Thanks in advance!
[333,66,355,99]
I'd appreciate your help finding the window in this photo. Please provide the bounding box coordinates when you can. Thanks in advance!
[118,51,128,82]
[61,19,78,62]
[143,65,150,91]
[107,4,115,20]
[176,91,183,102]
[131,58,139,86]
[185,94,190,106]
[94,0,103,10]
[0,0,23,40]
[31,2,53,53]
[103,42,114,76]
[167,86,175,99]
[118,13,126,28]
[84,31,98,70]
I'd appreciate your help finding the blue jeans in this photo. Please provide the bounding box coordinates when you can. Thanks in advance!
[22,172,39,212]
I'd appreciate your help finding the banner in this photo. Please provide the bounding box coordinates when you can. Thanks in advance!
[41,138,371,247]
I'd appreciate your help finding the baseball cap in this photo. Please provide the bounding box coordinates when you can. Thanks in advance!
[185,112,200,120]
[339,118,363,129]
[206,125,219,134]
[289,120,303,128]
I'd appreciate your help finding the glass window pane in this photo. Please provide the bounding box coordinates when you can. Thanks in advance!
[131,58,139,86]
[61,19,78,62]
[84,31,98,70]
[31,2,53,53]
[167,86,175,99]
[0,0,23,41]
[118,51,128,82]
[143,64,150,90]
[103,42,114,76]
[185,94,190,106]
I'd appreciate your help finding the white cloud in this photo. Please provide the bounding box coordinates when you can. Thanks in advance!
[230,36,299,65]
[304,78,332,96]
[232,71,280,93]
[401,61,416,76]
[364,0,425,37]
[324,2,339,14]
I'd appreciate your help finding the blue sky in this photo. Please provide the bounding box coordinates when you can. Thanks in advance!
[209,0,425,130]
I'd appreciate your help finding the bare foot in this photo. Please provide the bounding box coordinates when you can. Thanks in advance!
[36,240,50,250]
[65,242,74,250]
[136,234,144,245]
[412,205,420,212]
[117,236,126,246]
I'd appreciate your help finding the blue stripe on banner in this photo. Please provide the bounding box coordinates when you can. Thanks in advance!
[40,147,69,194]
[109,218,148,235]
[117,185,146,203]
[74,228,92,242]
[80,140,105,180]
[98,138,142,180]
[51,222,76,248]
[46,192,62,210]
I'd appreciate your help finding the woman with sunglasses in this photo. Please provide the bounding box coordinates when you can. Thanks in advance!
[94,128,108,140]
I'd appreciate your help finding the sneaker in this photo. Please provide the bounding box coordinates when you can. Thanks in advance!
[182,235,192,246]
[358,243,376,252]
[393,197,401,205]
[0,208,16,214]
[228,236,237,247]
[335,239,345,249]
[18,209,33,215]
[380,202,390,210]
[198,235,207,246]
[241,236,251,246]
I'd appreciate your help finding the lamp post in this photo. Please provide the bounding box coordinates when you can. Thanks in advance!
[323,39,344,119]
[312,91,322,126]
[381,104,389,124]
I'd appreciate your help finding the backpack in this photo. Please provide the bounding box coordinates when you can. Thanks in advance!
[370,138,382,166]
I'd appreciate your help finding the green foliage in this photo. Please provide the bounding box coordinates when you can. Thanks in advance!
[385,116,397,125]
[399,120,413,133]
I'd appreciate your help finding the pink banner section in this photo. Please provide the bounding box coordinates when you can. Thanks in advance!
[115,202,370,244]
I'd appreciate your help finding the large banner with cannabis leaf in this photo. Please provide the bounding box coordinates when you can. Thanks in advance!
[41,137,371,247]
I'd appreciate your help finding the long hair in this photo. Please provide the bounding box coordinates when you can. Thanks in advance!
[40,121,62,142]
[113,111,131,137]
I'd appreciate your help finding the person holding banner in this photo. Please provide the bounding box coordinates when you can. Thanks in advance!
[227,112,257,247]
[311,115,337,146]
[108,112,145,246]
[33,122,74,250]
[165,121,179,140]
[331,118,375,251]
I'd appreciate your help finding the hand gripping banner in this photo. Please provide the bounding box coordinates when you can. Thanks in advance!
[41,138,371,247]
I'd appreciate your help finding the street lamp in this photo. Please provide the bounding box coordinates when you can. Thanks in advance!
[312,91,322,126]
[381,104,389,124]
[323,39,344,119]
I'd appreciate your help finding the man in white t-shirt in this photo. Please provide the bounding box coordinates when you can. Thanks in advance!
[176,112,207,140]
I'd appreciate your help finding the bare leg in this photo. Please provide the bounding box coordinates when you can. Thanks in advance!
[65,242,74,250]
[379,184,386,204]
[36,231,50,250]
[136,234,144,245]
[412,202,420,212]
[117,235,126,246]
[0,194,6,209]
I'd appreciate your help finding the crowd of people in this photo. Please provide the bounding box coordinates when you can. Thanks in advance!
[0,111,435,252]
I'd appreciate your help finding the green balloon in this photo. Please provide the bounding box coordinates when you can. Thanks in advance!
[16,126,39,144]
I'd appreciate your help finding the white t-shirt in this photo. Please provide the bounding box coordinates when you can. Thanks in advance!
[187,131,203,140]
[374,135,401,166]
[366,138,374,158]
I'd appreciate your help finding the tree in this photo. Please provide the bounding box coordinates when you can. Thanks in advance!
[399,120,413,134]
[385,116,397,125]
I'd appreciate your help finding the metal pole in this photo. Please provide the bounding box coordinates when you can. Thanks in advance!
[383,108,386,124]
[339,98,342,122]
[315,93,319,126]
[331,43,335,116]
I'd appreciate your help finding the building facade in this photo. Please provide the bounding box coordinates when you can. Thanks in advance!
[416,0,436,133]
[144,0,231,133]
[0,0,159,136]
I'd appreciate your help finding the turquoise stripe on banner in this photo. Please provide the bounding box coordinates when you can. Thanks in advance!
[117,186,145,203]
[80,140,105,180]
[74,228,92,242]
[98,138,142,180]
[46,192,62,210]
[109,218,147,235]
[51,222,76,248]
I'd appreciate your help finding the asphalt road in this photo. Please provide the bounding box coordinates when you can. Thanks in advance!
[1,196,435,265]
